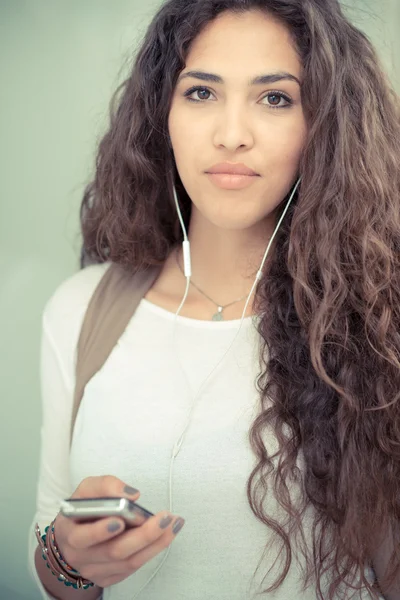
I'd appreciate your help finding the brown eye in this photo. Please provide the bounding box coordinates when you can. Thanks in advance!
[197,89,211,100]
[268,94,281,106]
[261,91,292,109]
[184,86,216,102]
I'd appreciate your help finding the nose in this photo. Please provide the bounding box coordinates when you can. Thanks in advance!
[212,105,255,152]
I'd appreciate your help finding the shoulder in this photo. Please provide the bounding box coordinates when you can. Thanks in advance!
[42,262,111,345]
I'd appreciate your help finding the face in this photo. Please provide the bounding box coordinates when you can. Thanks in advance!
[168,9,307,233]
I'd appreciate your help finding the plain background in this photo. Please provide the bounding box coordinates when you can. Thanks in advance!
[0,1,399,599]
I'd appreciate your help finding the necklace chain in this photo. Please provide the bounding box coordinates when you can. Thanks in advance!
[175,249,249,321]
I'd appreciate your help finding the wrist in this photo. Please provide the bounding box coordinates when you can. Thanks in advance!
[35,519,95,590]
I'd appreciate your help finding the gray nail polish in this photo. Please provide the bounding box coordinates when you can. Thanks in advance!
[124,485,139,495]
[172,518,185,535]
[159,515,173,529]
[108,521,122,532]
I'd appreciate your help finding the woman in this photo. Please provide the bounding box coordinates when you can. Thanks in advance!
[28,0,400,599]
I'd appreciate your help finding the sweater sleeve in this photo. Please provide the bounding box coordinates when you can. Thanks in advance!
[27,316,76,599]
[27,264,109,599]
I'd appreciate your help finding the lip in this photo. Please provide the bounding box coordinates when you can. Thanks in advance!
[206,162,259,176]
[206,172,258,190]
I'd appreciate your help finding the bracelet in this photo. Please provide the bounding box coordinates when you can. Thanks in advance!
[48,520,81,576]
[35,520,95,590]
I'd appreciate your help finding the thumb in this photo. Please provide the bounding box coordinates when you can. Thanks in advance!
[73,475,141,500]
[122,484,141,497]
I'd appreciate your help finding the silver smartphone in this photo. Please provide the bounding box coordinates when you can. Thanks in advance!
[60,497,154,528]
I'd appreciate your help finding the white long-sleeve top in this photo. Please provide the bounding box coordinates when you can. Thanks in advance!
[28,263,379,600]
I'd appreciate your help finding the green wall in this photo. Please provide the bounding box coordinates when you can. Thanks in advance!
[0,1,398,598]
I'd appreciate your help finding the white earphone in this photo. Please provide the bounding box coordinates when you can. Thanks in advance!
[130,175,302,598]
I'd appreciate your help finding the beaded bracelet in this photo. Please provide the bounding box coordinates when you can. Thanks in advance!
[48,519,81,576]
[35,520,95,590]
[46,519,92,587]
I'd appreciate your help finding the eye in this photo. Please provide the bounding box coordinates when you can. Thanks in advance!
[261,91,292,109]
[183,86,215,102]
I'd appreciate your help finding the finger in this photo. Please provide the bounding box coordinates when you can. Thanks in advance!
[75,557,130,586]
[106,513,184,562]
[124,516,185,572]
[80,517,185,585]
[67,515,172,585]
[72,474,141,501]
[85,510,178,563]
[65,515,127,551]
[53,513,128,579]
[62,474,140,551]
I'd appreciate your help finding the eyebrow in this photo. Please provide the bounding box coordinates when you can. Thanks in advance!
[177,70,301,87]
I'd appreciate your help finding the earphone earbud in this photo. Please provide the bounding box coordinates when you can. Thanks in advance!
[172,186,192,277]
[182,240,191,277]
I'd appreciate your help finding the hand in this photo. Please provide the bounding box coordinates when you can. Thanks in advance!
[52,475,185,588]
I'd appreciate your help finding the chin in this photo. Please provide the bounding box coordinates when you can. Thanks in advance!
[207,211,269,232]
[190,194,276,231]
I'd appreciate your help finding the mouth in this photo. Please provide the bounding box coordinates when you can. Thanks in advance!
[206,163,259,177]
[205,172,259,190]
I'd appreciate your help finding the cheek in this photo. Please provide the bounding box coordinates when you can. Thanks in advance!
[168,103,188,145]
[169,114,203,157]
[261,120,306,166]
[169,112,191,166]
[169,123,202,177]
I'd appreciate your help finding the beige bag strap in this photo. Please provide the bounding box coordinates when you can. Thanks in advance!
[70,262,162,448]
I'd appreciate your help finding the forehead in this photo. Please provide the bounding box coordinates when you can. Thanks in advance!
[185,10,302,79]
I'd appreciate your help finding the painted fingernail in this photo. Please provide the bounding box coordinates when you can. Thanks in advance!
[159,514,173,529]
[172,518,185,535]
[124,485,139,495]
[108,521,122,532]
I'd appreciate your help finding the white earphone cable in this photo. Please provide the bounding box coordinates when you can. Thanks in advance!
[130,176,301,598]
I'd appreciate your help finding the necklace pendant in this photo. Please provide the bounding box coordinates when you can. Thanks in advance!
[212,307,224,321]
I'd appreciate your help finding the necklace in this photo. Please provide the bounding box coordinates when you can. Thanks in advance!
[175,249,250,321]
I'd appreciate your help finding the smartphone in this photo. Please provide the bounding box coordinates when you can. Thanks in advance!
[60,497,154,528]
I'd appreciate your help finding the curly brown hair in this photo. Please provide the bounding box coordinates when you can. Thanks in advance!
[79,0,400,598]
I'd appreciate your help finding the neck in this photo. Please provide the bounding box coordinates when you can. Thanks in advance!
[180,207,275,307]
